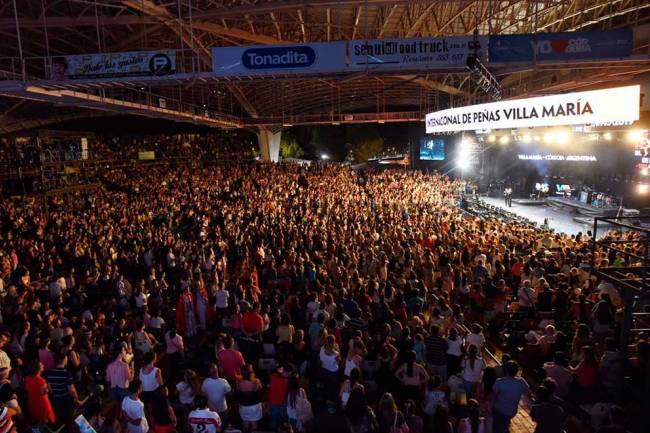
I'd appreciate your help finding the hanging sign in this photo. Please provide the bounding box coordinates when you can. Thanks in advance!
[426,85,640,134]
[348,36,488,71]
[51,50,176,80]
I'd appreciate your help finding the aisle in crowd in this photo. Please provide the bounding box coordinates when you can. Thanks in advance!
[0,160,645,433]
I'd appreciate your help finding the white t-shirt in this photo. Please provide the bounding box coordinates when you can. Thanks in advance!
[467,333,485,350]
[461,358,485,382]
[188,408,221,433]
[319,348,339,373]
[201,377,232,413]
[122,396,148,433]
[215,289,229,309]
[447,338,464,357]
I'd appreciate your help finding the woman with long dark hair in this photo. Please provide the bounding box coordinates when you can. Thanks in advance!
[345,385,377,433]
[461,344,485,399]
[395,350,428,404]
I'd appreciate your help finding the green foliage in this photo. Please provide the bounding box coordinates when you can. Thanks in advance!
[279,131,305,159]
[346,124,384,163]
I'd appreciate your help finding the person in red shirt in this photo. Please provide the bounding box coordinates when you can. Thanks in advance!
[241,303,265,338]
[267,364,290,429]
[216,336,244,382]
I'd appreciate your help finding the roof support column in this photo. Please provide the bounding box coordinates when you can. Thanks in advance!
[256,128,281,162]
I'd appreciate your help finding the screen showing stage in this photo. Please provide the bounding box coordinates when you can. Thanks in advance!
[419,137,445,160]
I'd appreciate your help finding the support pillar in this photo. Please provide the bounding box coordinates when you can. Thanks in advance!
[256,128,281,162]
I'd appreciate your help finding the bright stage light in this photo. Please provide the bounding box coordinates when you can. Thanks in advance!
[628,130,644,142]
[321,153,330,160]
[638,184,649,195]
[499,135,510,145]
[456,158,470,171]
[522,134,532,143]
[488,134,496,143]
[543,132,555,143]
[556,131,570,145]
[603,132,612,141]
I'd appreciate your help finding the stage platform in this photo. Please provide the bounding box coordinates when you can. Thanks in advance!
[482,197,597,235]
[545,196,621,217]
[512,198,545,206]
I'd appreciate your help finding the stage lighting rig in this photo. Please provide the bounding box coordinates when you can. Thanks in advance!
[467,30,501,101]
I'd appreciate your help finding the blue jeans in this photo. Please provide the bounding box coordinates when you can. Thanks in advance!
[268,404,288,429]
[493,410,514,433]
[111,386,128,402]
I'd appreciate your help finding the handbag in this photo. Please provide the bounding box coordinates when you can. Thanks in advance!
[296,389,313,425]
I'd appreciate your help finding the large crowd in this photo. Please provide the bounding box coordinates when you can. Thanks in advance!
[0,150,647,433]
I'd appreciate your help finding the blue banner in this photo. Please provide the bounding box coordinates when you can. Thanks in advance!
[489,28,633,63]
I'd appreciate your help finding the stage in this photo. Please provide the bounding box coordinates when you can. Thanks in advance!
[481,196,598,235]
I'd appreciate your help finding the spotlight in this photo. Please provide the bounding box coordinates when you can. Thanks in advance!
[628,130,644,143]
[556,131,570,145]
[499,135,510,145]
[456,158,470,171]
[488,135,496,143]
[603,132,612,141]
[543,132,555,143]
[321,154,330,160]
[638,183,649,195]
[522,134,532,143]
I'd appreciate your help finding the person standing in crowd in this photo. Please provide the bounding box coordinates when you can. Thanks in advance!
[201,363,232,427]
[462,344,485,399]
[24,361,56,425]
[493,361,530,433]
[45,352,81,430]
[237,364,263,433]
[107,347,133,402]
[188,395,221,433]
[530,386,565,433]
[122,380,148,433]
[425,325,448,379]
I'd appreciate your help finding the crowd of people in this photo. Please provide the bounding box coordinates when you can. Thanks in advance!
[0,147,647,433]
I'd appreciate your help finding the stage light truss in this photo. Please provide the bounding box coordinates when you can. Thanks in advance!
[466,54,502,101]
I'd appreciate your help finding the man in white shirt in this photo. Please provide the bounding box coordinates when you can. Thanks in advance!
[201,364,232,425]
[189,395,221,433]
[0,332,11,375]
[121,380,148,433]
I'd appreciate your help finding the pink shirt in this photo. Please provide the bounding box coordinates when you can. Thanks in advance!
[106,359,131,388]
[165,333,184,354]
[38,349,56,371]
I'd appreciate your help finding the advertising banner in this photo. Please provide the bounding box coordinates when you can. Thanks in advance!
[211,42,346,76]
[349,36,487,71]
[51,50,176,80]
[489,28,633,63]
[425,85,640,134]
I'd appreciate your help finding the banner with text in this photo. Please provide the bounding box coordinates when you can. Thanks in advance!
[211,42,346,76]
[489,28,633,63]
[51,50,176,80]
[425,85,640,133]
[348,36,488,71]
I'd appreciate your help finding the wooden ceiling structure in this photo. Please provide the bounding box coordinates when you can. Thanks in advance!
[1,0,650,133]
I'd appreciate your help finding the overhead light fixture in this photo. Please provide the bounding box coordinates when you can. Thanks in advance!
[282,123,293,127]
[627,130,644,142]
[556,131,570,145]
[544,132,555,143]
[522,134,531,143]
[499,135,510,145]
[488,134,496,143]
[603,132,613,141]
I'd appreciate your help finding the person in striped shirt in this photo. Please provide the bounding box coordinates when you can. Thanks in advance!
[44,352,81,429]
[188,395,221,433]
